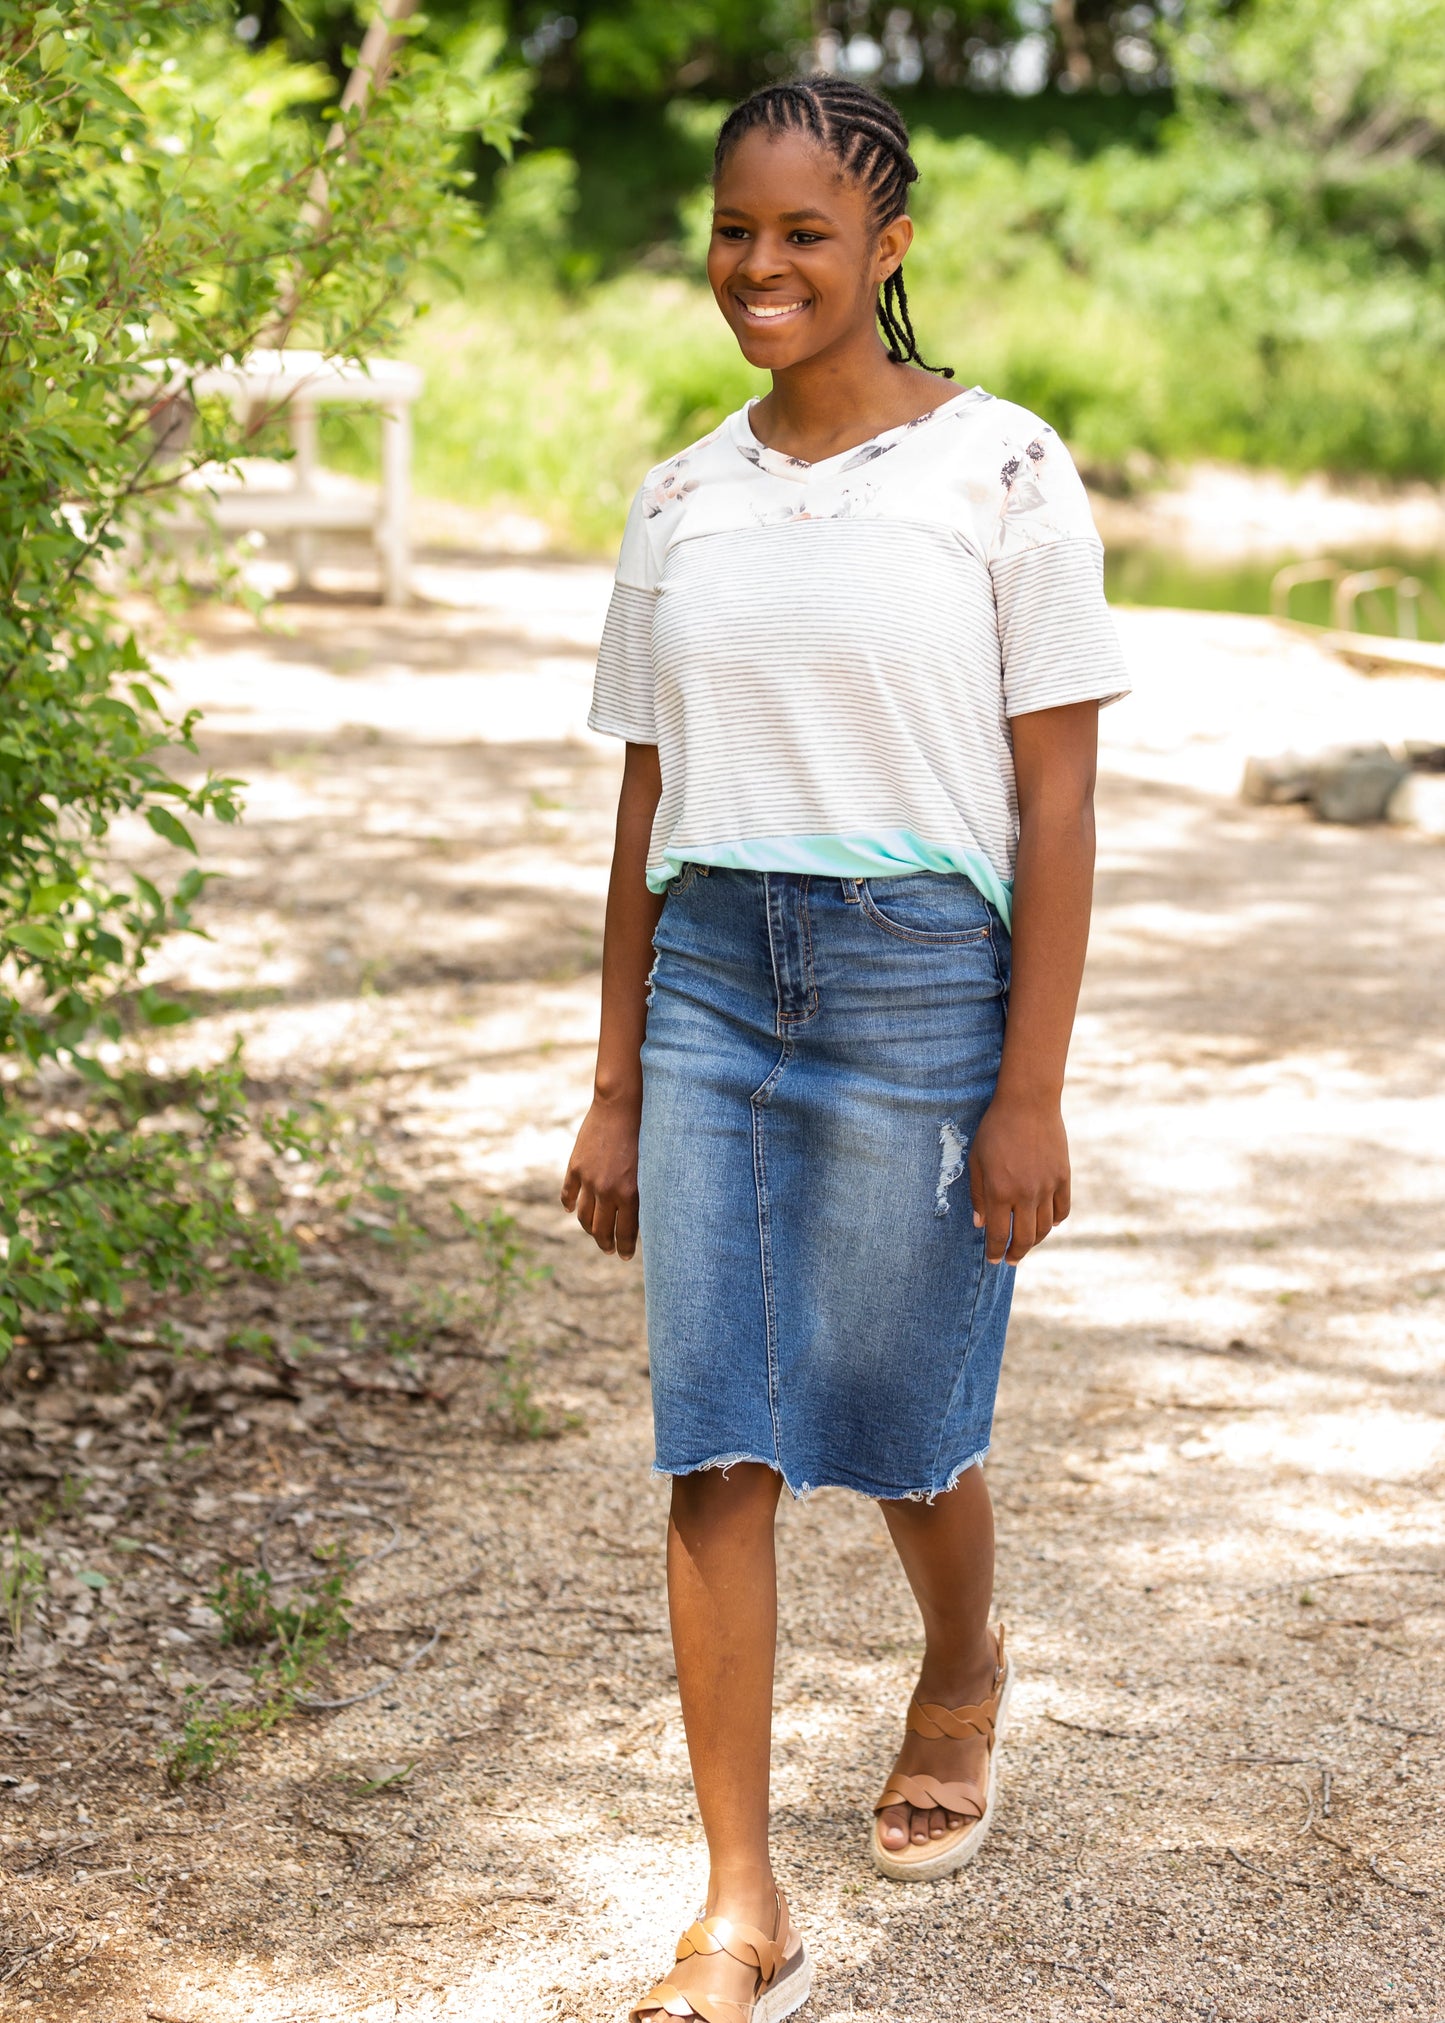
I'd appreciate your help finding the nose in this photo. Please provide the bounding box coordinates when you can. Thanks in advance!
[735,231,790,285]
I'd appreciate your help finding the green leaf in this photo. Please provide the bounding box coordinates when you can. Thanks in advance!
[28,883,77,916]
[38,31,67,73]
[144,807,197,854]
[137,987,192,1028]
[5,923,63,958]
[54,249,89,281]
[71,1054,120,1089]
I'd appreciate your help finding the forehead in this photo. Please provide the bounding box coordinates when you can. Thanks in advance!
[713,126,869,222]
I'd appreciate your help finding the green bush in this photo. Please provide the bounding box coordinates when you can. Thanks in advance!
[0,0,518,1355]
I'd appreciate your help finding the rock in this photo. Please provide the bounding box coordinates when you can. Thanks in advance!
[1387,771,1445,836]
[1241,741,1392,807]
[1240,751,1317,804]
[1403,740,1445,773]
[1311,752,1410,824]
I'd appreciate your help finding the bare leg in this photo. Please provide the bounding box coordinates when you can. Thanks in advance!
[875,1463,1000,1851]
[653,1463,785,2013]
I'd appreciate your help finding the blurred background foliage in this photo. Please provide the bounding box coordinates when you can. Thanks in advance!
[233,0,1445,547]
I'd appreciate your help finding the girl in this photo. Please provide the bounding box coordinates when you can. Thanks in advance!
[561,76,1129,2023]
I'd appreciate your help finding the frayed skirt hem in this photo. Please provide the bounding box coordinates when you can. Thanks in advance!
[651,1443,991,1504]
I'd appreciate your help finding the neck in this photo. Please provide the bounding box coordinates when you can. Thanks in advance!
[751,323,949,463]
[762,327,903,437]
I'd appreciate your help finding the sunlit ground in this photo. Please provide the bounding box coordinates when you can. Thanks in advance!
[6,547,1441,2020]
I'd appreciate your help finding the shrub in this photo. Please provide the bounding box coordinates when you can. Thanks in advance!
[0,1,519,1355]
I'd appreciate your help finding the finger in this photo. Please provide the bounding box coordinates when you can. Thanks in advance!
[573,1181,596,1240]
[588,1193,618,1255]
[1005,1202,1037,1265]
[1055,1175,1072,1224]
[968,1150,985,1230]
[984,1197,1013,1265]
[614,1193,640,1261]
[560,1165,579,1211]
[1031,1198,1055,1250]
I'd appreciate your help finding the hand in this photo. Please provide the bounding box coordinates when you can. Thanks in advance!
[560,1091,643,1259]
[967,1093,1071,1266]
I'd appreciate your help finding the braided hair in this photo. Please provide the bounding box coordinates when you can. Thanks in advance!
[713,77,953,380]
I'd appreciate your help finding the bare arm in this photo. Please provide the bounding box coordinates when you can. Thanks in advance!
[968,700,1099,1266]
[560,741,665,1258]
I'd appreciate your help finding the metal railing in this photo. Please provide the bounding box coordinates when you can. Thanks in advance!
[1269,559,1342,620]
[1270,559,1445,641]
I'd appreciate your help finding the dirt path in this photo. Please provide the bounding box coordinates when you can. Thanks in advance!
[2,561,1442,2023]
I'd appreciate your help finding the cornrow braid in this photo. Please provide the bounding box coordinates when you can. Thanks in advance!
[713,76,954,380]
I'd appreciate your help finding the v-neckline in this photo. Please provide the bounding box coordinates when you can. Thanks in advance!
[734,389,985,483]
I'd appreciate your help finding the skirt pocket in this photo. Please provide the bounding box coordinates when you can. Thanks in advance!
[858,874,993,947]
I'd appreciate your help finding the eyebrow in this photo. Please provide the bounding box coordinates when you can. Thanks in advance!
[713,205,836,225]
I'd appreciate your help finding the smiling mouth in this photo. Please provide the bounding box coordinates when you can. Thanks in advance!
[737,298,809,324]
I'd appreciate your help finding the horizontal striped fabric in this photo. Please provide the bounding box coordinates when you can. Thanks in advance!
[589,389,1131,921]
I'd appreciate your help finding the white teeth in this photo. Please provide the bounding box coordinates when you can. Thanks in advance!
[743,301,806,319]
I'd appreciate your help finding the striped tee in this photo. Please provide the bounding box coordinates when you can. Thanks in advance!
[588,386,1130,927]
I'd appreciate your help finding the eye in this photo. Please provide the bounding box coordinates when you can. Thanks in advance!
[714,224,748,240]
[790,231,823,245]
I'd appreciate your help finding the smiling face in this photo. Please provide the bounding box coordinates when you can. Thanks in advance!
[707,127,913,372]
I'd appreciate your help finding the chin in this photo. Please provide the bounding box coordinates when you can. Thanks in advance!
[733,327,822,371]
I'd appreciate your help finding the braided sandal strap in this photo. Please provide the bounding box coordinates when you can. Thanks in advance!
[909,1626,1007,1744]
[873,1771,985,1819]
[873,1626,1008,1817]
[628,1983,747,2023]
[628,1890,794,2023]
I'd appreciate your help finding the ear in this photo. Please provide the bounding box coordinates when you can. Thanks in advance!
[876,213,914,283]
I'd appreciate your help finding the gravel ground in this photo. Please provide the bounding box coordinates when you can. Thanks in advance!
[1,555,1442,2023]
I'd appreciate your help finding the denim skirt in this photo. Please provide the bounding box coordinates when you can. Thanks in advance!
[637,868,1014,1501]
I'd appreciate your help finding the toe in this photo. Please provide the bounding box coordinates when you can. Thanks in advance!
[910,1806,931,1844]
[946,1811,964,1830]
[928,1806,948,1839]
[878,1803,910,1849]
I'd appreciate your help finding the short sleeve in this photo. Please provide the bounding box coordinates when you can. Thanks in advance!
[987,422,1132,719]
[588,484,659,743]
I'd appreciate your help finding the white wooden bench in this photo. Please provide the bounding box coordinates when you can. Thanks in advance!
[175,349,424,606]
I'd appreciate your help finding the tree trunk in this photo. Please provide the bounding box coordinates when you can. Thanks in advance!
[266,0,422,349]
[1052,0,1094,89]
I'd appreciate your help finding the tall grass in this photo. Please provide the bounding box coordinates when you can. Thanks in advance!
[395,273,765,549]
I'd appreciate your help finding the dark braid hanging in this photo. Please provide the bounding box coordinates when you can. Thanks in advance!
[713,76,954,380]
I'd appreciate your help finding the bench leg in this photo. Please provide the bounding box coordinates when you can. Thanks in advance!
[290,401,318,593]
[379,402,412,606]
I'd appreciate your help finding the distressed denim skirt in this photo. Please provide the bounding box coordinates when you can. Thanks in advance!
[638,868,1015,1501]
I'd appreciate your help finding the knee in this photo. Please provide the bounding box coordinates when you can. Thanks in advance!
[670,1462,782,1534]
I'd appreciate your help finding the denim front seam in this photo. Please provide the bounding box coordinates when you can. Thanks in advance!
[750,1038,792,1476]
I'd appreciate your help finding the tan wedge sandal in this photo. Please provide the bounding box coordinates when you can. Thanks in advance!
[870,1624,1013,1882]
[628,1887,811,2023]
